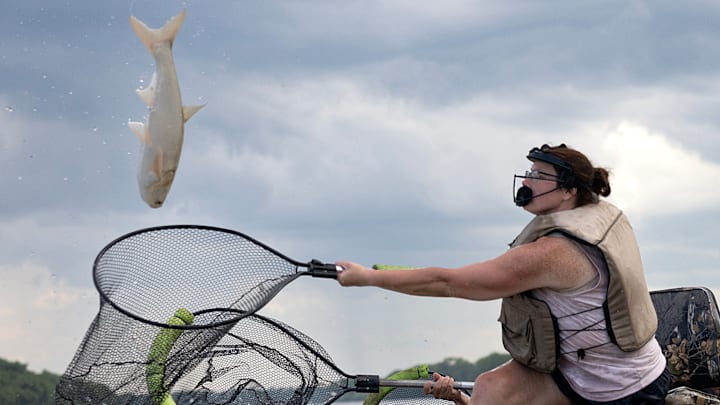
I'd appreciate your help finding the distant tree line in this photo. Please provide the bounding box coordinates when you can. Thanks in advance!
[425,352,511,382]
[0,358,59,405]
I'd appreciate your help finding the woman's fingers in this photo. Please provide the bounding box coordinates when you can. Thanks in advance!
[425,372,457,400]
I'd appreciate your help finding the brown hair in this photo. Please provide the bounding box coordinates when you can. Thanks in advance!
[535,144,611,206]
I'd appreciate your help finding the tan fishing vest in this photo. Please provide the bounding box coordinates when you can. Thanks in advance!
[498,201,657,373]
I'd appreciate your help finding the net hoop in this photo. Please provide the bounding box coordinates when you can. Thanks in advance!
[92,224,307,330]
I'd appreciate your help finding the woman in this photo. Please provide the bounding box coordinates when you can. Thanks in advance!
[336,144,670,404]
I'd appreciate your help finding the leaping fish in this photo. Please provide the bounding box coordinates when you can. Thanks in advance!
[128,10,204,208]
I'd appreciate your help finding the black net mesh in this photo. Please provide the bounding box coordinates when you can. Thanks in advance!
[171,314,350,404]
[57,303,457,404]
[56,301,350,404]
[375,387,454,404]
[93,225,305,328]
[56,305,234,404]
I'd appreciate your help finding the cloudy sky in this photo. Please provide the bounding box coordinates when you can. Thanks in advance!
[2,0,719,380]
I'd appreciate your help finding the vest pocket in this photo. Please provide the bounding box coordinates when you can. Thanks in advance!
[499,294,558,373]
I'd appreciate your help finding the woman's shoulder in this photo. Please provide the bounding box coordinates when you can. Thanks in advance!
[527,235,599,290]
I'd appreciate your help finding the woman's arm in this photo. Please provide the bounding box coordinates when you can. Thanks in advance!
[336,235,594,300]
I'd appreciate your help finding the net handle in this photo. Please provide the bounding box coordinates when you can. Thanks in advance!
[381,378,475,390]
[356,375,474,391]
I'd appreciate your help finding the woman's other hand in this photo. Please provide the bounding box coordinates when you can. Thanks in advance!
[423,372,468,404]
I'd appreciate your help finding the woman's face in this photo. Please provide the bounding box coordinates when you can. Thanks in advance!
[521,161,574,215]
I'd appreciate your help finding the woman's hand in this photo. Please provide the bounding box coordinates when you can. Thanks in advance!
[335,261,374,287]
[423,372,468,404]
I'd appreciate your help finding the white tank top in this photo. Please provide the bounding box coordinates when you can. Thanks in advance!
[532,235,666,401]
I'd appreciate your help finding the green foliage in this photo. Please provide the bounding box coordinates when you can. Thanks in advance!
[0,358,60,405]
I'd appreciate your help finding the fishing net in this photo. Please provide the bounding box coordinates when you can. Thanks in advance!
[56,225,456,404]
[89,224,338,329]
[56,305,453,404]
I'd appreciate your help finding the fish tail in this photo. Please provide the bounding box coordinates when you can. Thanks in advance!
[129,9,186,52]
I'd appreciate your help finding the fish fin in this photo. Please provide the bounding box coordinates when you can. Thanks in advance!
[136,72,157,106]
[129,9,186,52]
[128,121,151,145]
[182,104,205,122]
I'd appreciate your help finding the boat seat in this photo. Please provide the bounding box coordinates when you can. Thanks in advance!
[651,287,720,390]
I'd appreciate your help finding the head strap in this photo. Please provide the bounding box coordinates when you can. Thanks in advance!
[527,144,573,173]
[527,144,575,188]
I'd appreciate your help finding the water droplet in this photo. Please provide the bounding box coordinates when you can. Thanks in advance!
[92,127,98,132]
[63,177,69,181]
[4,106,13,112]
[17,176,22,181]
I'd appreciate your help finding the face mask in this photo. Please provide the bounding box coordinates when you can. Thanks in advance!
[514,184,562,207]
[512,171,562,207]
